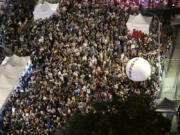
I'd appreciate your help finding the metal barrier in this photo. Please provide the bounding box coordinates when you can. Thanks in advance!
[157,46,174,98]
[174,66,180,99]
[157,26,176,99]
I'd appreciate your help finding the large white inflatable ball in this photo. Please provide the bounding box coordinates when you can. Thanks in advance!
[126,57,151,82]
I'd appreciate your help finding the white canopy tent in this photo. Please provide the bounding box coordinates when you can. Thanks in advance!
[126,14,152,34]
[33,2,59,20]
[0,55,30,111]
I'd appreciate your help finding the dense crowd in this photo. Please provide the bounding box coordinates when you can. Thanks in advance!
[0,0,174,134]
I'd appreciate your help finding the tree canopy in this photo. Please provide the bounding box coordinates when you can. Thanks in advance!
[65,93,171,135]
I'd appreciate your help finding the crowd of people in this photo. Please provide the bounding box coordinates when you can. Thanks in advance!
[0,0,174,134]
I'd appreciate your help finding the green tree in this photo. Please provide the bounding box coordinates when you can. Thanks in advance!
[65,93,171,135]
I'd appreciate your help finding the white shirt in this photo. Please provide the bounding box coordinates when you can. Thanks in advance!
[131,44,135,49]
[58,71,62,76]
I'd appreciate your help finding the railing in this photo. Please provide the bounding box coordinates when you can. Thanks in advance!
[174,72,180,99]
[173,26,180,99]
[156,25,177,99]
[157,43,175,98]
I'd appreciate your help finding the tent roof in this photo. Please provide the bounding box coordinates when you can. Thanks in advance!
[33,2,59,20]
[0,55,30,111]
[156,98,180,112]
[126,14,152,34]
[128,14,152,25]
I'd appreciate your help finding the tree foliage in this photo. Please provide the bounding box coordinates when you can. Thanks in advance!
[65,93,171,135]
